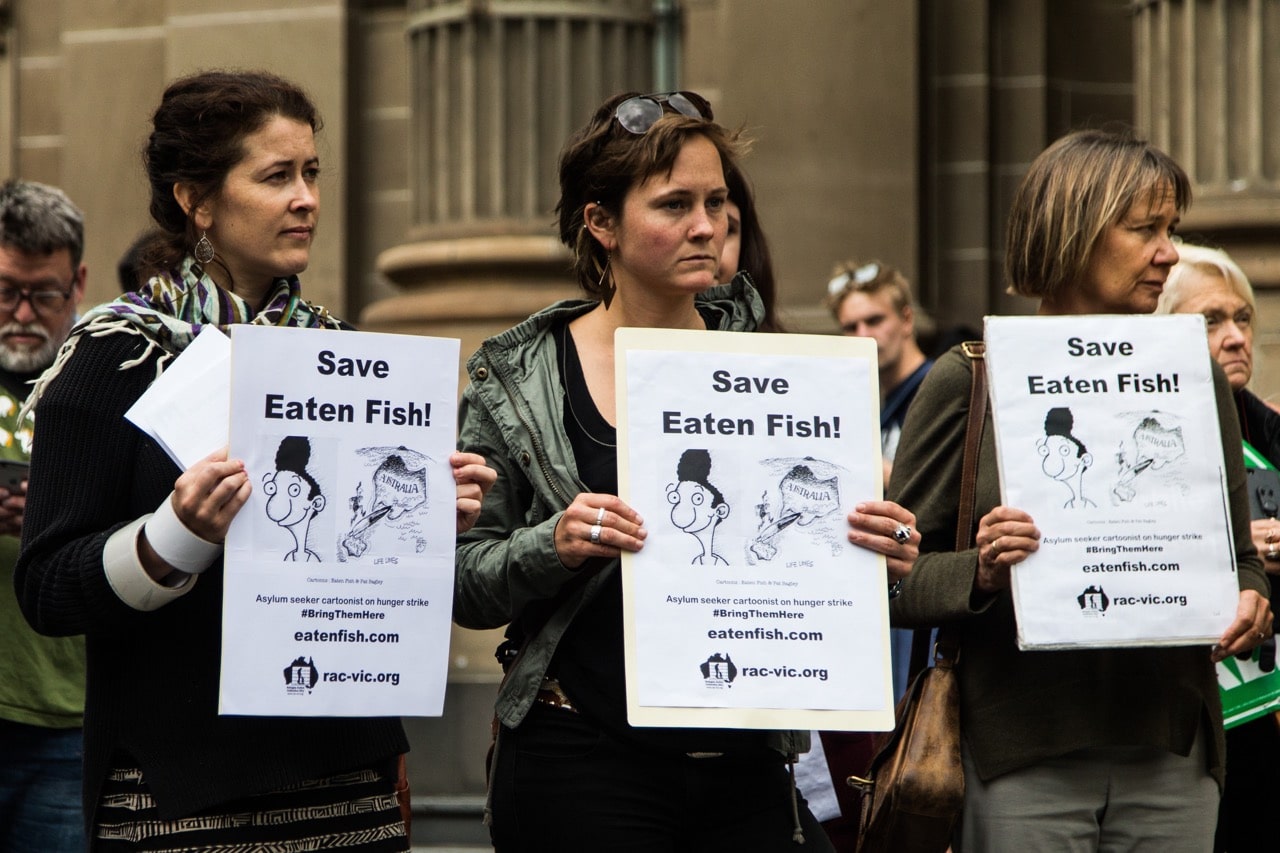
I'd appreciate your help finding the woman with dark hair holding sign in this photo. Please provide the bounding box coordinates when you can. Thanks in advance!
[888,129,1271,850]
[15,70,494,850]
[453,90,920,852]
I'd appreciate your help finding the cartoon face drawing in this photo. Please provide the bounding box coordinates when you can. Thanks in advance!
[1038,408,1095,509]
[264,470,322,526]
[263,436,326,562]
[668,479,729,534]
[1039,434,1091,483]
[666,449,730,565]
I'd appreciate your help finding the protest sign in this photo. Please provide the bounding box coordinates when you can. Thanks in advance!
[985,314,1239,649]
[219,325,460,716]
[617,328,895,731]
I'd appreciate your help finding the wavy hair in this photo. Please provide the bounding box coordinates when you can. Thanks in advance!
[140,70,321,273]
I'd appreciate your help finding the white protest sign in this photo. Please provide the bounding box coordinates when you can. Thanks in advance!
[618,328,895,732]
[219,325,460,716]
[985,314,1239,649]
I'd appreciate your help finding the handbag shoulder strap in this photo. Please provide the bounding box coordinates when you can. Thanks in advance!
[955,341,987,552]
[909,341,986,678]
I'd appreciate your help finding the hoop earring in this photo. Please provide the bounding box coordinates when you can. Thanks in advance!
[194,231,215,264]
[599,254,616,309]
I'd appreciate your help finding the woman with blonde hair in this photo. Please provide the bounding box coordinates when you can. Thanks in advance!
[889,129,1271,850]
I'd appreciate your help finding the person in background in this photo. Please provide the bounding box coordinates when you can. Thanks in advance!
[890,128,1271,851]
[116,230,152,293]
[454,89,919,852]
[791,261,937,851]
[15,70,494,850]
[0,179,87,852]
[826,260,932,478]
[718,165,784,331]
[1155,242,1280,853]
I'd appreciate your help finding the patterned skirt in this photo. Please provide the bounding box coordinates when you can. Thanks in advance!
[93,765,409,852]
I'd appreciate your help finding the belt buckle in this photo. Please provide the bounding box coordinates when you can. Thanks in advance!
[535,677,577,712]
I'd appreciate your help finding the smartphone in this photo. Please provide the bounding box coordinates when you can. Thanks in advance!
[0,459,29,492]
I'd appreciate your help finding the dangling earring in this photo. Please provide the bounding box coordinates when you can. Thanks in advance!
[599,253,616,309]
[194,230,215,264]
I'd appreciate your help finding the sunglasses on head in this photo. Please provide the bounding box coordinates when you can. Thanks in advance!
[614,91,713,134]
[827,262,882,297]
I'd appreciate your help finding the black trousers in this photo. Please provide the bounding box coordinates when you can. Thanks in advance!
[1216,714,1280,853]
[490,703,833,853]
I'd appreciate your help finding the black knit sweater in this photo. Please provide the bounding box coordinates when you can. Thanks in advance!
[15,330,407,825]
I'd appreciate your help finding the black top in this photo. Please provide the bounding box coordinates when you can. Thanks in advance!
[1239,389,1280,464]
[15,331,407,824]
[550,320,766,756]
[1238,388,1280,605]
[0,365,41,403]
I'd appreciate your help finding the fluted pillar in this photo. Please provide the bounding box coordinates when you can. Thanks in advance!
[363,0,657,350]
[1134,0,1280,286]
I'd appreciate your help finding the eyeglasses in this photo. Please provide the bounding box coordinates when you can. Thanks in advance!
[614,92,713,134]
[0,285,74,318]
[827,262,882,297]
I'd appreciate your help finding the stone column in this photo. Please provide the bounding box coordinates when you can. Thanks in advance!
[1134,0,1280,286]
[363,0,656,359]
[368,1,658,770]
[0,0,12,178]
[1134,0,1280,393]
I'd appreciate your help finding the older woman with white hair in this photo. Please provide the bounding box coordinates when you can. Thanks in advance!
[1157,244,1275,562]
[1156,241,1279,853]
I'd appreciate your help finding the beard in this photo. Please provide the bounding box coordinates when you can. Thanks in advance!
[0,320,62,373]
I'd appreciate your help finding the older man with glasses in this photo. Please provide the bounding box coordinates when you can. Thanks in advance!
[0,179,86,852]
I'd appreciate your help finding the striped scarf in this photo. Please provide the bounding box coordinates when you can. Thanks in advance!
[22,255,344,420]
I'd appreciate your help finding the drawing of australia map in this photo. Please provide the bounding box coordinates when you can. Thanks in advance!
[337,445,433,562]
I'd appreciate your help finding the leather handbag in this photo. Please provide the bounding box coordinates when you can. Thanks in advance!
[850,341,986,853]
[851,644,962,852]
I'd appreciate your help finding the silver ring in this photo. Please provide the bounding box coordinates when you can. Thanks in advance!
[595,507,606,525]
[893,524,912,544]
[589,523,603,544]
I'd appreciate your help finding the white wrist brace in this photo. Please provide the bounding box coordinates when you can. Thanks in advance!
[144,492,223,575]
[103,516,195,611]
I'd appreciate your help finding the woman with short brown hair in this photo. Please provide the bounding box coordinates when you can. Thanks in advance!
[889,129,1269,850]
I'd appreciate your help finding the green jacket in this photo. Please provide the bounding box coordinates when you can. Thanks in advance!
[0,377,85,730]
[888,345,1268,789]
[454,276,808,757]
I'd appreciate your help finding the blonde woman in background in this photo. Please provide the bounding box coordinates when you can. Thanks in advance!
[1156,242,1280,853]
